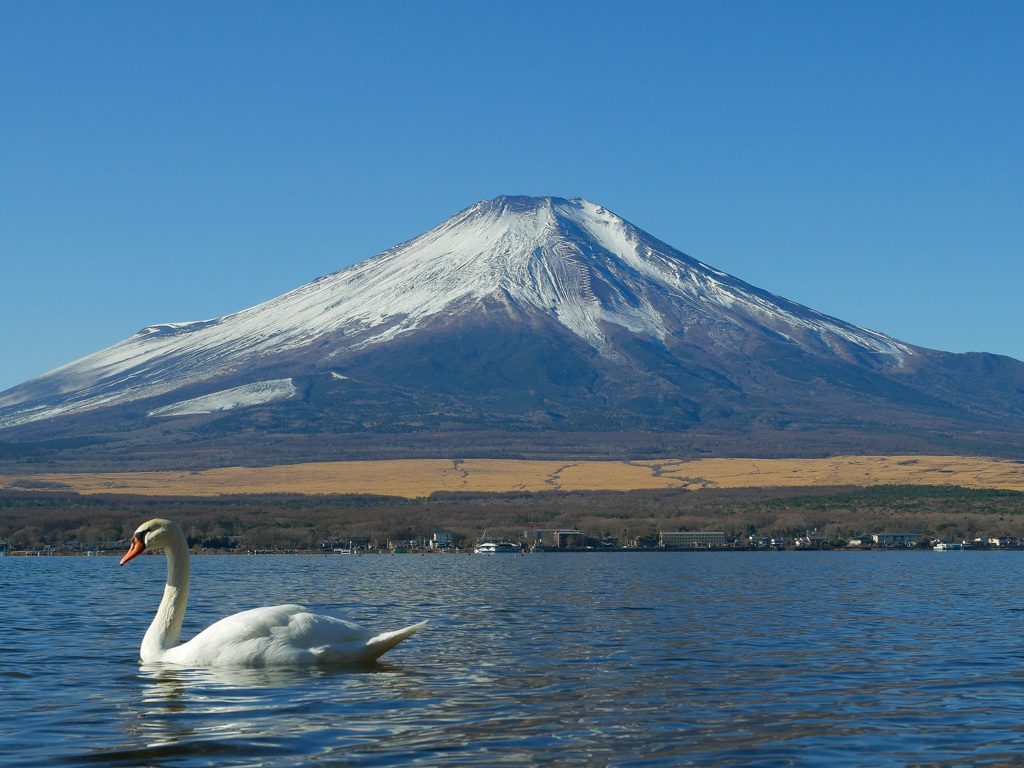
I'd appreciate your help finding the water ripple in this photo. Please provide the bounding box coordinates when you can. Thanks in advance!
[3,552,1024,766]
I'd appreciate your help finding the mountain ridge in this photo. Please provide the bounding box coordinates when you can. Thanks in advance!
[2,194,1023,468]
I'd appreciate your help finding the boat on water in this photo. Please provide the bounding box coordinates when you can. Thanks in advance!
[934,541,965,551]
[474,542,521,554]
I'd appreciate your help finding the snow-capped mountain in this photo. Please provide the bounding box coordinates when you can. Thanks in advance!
[0,196,908,425]
[2,195,1024,464]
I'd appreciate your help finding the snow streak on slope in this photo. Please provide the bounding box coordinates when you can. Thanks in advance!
[148,379,296,417]
[0,196,912,429]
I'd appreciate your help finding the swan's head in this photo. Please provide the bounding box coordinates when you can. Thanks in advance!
[120,518,184,565]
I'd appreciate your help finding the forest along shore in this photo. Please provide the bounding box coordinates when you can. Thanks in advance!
[2,482,1022,554]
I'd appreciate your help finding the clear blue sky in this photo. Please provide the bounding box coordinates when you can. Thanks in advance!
[2,1,1022,393]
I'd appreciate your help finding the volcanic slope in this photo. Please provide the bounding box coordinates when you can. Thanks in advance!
[2,195,1024,467]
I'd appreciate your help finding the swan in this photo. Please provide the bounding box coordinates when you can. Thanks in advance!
[119,518,425,666]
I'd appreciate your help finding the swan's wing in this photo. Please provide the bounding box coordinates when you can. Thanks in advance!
[162,605,425,666]
[317,620,429,664]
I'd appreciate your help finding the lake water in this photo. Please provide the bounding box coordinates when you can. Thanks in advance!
[3,550,1024,767]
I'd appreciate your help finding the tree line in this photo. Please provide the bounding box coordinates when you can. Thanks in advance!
[3,483,1024,552]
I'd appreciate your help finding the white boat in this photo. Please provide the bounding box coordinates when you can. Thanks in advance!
[474,542,520,554]
[934,542,965,551]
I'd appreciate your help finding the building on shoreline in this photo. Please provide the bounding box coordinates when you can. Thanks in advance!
[553,530,583,548]
[659,531,727,548]
[872,532,923,547]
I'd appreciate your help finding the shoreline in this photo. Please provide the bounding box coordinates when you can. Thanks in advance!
[4,545,1014,557]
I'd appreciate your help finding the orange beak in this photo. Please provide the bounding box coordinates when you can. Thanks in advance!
[120,537,145,566]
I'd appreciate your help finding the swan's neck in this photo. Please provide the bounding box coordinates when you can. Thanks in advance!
[141,535,190,662]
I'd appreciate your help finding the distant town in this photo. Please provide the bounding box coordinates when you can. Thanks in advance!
[3,483,1023,558]
[2,527,1016,556]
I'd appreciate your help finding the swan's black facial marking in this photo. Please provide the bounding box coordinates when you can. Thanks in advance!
[120,523,155,566]
[135,525,154,543]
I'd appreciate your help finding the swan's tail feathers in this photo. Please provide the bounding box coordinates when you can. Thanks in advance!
[364,620,428,661]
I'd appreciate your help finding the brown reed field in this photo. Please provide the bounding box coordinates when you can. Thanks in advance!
[3,455,1024,498]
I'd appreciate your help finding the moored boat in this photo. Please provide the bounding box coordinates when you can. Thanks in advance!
[474,542,520,554]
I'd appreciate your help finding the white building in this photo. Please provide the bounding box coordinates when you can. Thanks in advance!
[871,532,922,547]
[796,531,827,548]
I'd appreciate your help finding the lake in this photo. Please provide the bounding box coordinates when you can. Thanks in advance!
[2,550,1024,767]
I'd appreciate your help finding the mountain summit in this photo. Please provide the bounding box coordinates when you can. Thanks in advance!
[3,195,1024,465]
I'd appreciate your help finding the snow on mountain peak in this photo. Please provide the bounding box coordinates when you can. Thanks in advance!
[0,195,912,429]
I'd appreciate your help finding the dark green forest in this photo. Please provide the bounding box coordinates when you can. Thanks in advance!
[3,484,1024,552]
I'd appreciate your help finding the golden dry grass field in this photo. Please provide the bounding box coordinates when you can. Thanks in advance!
[3,455,1024,498]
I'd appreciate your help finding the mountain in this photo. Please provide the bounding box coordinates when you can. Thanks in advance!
[3,195,1024,469]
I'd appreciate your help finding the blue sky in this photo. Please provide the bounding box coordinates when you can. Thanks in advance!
[2,1,1022,393]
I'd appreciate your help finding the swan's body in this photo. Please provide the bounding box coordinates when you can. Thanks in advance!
[120,518,425,666]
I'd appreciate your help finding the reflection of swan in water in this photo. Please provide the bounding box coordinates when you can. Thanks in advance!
[121,519,425,666]
[129,662,415,756]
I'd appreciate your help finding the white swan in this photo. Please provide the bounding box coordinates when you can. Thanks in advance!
[120,518,425,666]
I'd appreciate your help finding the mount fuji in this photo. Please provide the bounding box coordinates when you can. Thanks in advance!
[3,195,1024,467]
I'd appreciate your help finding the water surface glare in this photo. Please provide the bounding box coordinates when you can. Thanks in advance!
[2,551,1024,766]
